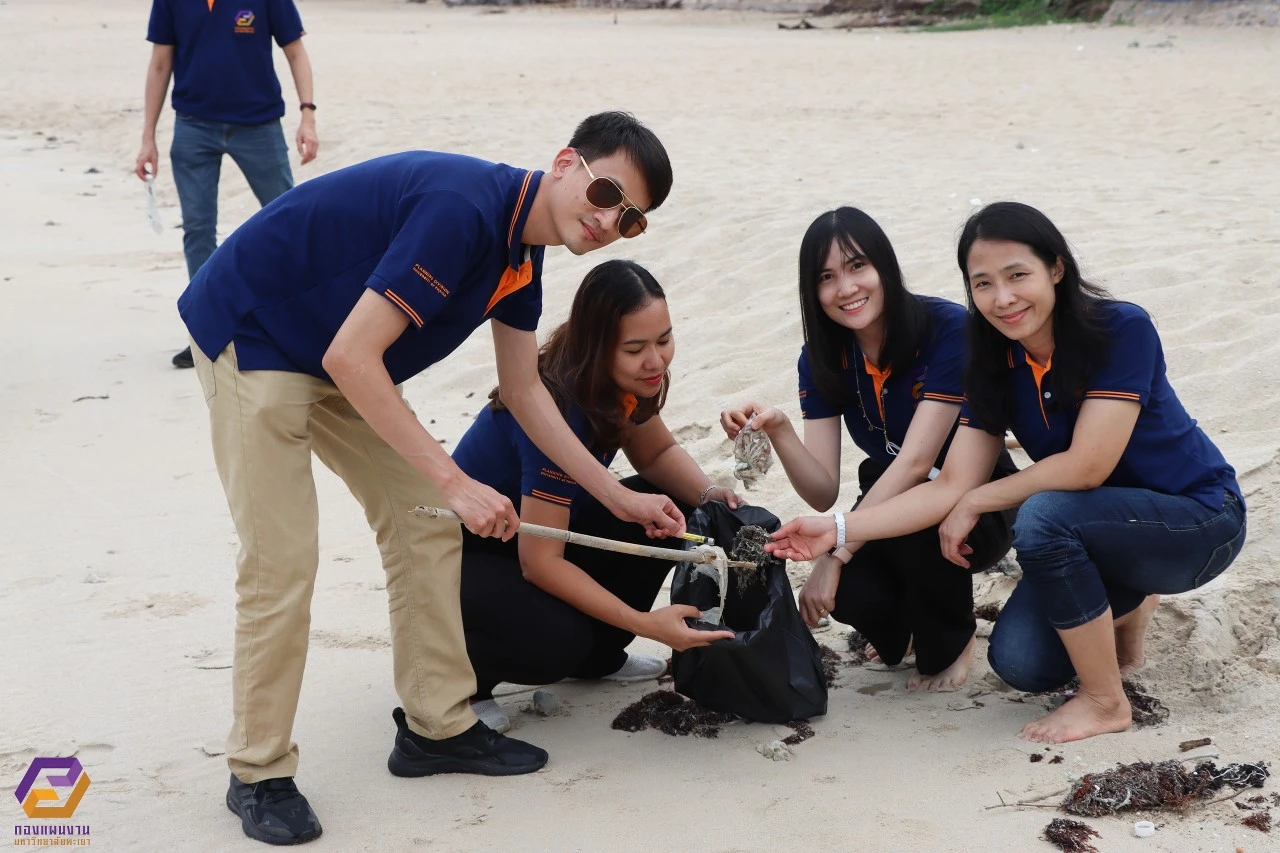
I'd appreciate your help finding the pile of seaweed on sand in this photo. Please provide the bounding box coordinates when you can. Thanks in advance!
[1237,794,1275,833]
[611,690,737,738]
[1062,759,1270,817]
[1043,818,1099,853]
[974,602,1003,622]
[818,644,842,687]
[846,630,871,665]
[611,690,816,744]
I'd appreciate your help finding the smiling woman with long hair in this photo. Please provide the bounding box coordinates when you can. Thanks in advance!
[766,202,1247,744]
[721,207,1017,691]
[451,259,737,734]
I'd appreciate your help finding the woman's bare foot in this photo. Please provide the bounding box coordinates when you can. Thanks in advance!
[867,636,912,664]
[909,635,975,692]
[1115,595,1160,677]
[1019,689,1132,744]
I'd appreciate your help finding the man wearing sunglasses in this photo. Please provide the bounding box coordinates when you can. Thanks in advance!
[179,111,676,845]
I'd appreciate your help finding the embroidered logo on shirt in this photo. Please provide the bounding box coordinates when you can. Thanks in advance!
[234,10,255,33]
[413,264,450,299]
[540,468,576,486]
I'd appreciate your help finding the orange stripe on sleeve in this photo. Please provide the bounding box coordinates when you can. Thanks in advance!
[922,392,965,403]
[1084,391,1143,401]
[383,289,424,327]
[529,489,572,506]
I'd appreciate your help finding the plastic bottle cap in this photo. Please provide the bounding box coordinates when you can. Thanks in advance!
[1134,821,1156,838]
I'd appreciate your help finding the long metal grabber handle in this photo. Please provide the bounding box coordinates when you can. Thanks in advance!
[410,505,753,568]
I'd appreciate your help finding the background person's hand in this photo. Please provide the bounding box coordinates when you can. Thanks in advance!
[765,514,838,562]
[640,605,734,650]
[296,118,319,165]
[700,485,744,510]
[441,475,520,540]
[719,401,787,440]
[135,140,159,181]
[938,500,979,568]
[610,488,685,538]
[798,553,842,627]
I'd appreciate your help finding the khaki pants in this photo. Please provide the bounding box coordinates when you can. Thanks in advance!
[191,342,477,783]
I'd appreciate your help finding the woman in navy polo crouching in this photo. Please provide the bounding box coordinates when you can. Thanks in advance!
[766,202,1246,744]
[452,260,737,734]
[722,207,1016,691]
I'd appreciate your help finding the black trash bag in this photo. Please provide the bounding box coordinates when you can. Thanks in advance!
[670,501,828,723]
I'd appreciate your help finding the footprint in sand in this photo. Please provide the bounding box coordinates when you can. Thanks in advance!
[673,423,712,442]
[105,592,210,619]
[857,681,896,696]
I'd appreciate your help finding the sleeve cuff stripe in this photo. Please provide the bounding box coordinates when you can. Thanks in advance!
[529,489,572,506]
[922,392,965,403]
[383,289,424,328]
[1085,391,1143,401]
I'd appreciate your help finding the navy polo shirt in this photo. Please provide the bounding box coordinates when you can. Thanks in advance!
[799,296,967,468]
[959,301,1241,510]
[147,0,304,125]
[452,404,617,520]
[178,152,546,385]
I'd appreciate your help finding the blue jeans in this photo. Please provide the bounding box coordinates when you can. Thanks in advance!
[170,113,293,279]
[988,487,1246,692]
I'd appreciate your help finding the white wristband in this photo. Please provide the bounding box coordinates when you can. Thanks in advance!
[832,511,846,547]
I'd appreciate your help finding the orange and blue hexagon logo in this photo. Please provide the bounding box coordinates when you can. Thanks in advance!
[236,10,255,27]
[14,758,91,819]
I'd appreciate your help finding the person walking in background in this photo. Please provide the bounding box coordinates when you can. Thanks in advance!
[134,0,320,369]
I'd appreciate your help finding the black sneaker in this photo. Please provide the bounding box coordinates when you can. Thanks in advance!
[387,706,548,777]
[172,346,194,369]
[225,774,322,845]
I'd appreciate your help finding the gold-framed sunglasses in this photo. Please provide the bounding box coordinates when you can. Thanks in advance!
[577,151,647,238]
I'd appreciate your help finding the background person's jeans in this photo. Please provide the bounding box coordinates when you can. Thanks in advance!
[170,113,293,279]
[988,487,1246,692]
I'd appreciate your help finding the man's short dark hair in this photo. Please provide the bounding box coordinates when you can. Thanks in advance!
[569,112,672,212]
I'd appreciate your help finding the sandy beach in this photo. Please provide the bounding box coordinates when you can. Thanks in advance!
[2,1,1279,849]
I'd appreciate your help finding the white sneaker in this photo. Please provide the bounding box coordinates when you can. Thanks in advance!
[601,653,668,683]
[471,699,510,733]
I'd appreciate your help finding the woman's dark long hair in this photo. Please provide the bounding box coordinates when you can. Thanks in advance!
[491,259,668,452]
[798,207,930,405]
[957,202,1113,435]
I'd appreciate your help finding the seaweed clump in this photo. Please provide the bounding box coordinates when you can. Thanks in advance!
[1123,679,1170,728]
[611,690,738,738]
[819,644,842,688]
[846,630,871,665]
[782,720,815,746]
[729,525,771,593]
[1043,818,1099,852]
[1063,760,1270,817]
[974,602,1003,622]
[1242,810,1272,832]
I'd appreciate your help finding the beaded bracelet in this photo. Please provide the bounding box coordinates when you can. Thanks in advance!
[697,483,717,505]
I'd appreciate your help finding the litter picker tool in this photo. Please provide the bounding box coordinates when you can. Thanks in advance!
[409,505,755,622]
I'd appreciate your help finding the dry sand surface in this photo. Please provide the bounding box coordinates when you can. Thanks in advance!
[3,1,1279,850]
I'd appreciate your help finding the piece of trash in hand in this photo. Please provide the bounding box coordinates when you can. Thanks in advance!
[733,426,773,489]
[145,174,164,235]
